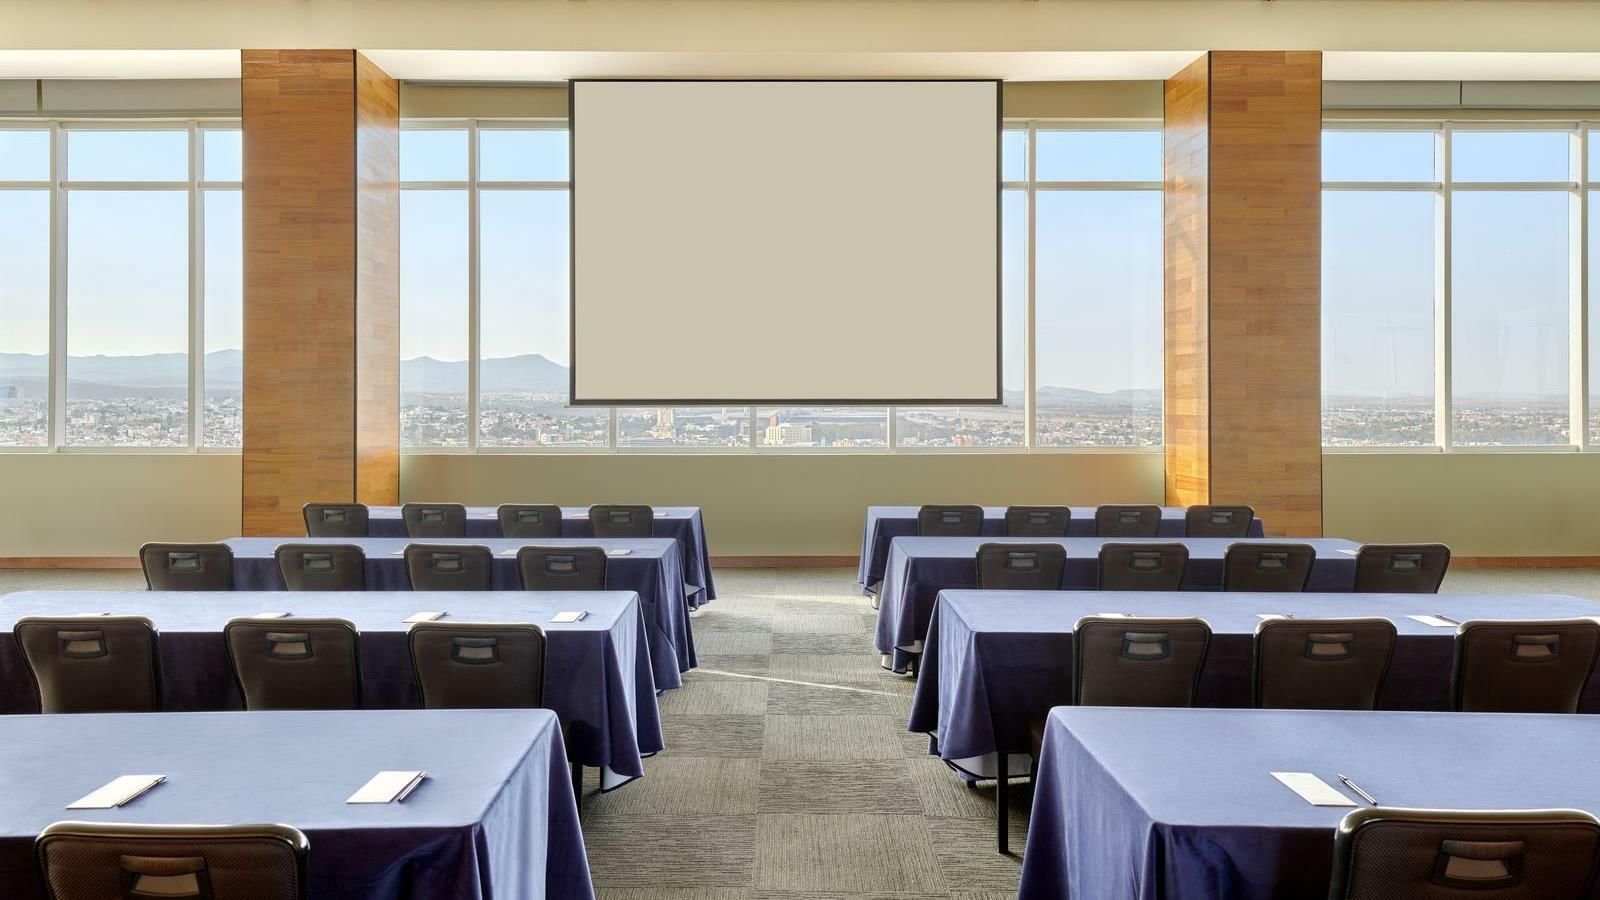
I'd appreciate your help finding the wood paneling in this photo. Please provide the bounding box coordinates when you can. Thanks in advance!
[1163,54,1211,511]
[354,51,400,506]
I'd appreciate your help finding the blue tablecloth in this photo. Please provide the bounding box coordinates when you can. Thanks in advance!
[874,536,1363,672]
[0,590,661,791]
[224,537,696,690]
[1020,707,1600,900]
[910,590,1600,779]
[368,506,717,606]
[857,506,1265,594]
[0,709,591,899]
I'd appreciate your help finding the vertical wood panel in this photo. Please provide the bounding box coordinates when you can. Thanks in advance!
[1163,54,1211,510]
[354,51,400,506]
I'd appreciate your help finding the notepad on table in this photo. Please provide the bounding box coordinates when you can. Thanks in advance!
[1407,614,1459,628]
[608,548,632,556]
[1271,772,1356,807]
[347,770,427,804]
[252,611,290,619]
[404,611,445,624]
[68,775,166,810]
[1336,548,1360,556]
[1257,614,1297,621]
[69,612,110,618]
[551,610,588,624]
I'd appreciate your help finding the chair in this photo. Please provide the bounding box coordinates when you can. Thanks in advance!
[1185,504,1255,538]
[302,502,368,538]
[139,543,234,591]
[975,543,1067,590]
[497,503,564,539]
[273,544,366,591]
[223,617,361,710]
[1329,807,1600,900]
[404,543,494,591]
[36,821,309,900]
[1094,504,1161,538]
[1451,619,1600,714]
[15,616,161,713]
[401,502,468,538]
[1253,617,1396,710]
[1223,542,1317,592]
[1097,542,1189,591]
[518,546,607,591]
[1353,543,1451,593]
[1003,506,1071,538]
[409,622,547,709]
[588,504,655,538]
[916,504,984,537]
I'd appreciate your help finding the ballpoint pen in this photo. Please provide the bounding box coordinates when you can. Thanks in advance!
[1337,773,1378,806]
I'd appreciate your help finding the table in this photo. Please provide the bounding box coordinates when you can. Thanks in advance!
[0,709,591,899]
[909,590,1600,779]
[0,590,662,791]
[874,536,1363,672]
[857,505,1265,594]
[224,537,696,690]
[1020,707,1600,900]
[368,506,717,606]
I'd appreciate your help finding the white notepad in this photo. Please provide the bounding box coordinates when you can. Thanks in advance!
[252,611,290,619]
[1336,548,1360,556]
[69,612,110,618]
[404,611,445,624]
[551,610,589,624]
[347,770,427,804]
[1257,614,1297,621]
[68,775,166,810]
[608,548,632,556]
[1271,772,1357,807]
[1407,614,1460,628]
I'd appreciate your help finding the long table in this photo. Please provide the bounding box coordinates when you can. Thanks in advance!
[0,709,592,899]
[875,536,1363,671]
[909,590,1600,779]
[857,505,1265,594]
[367,506,717,606]
[224,537,696,690]
[0,590,661,791]
[1020,707,1600,900]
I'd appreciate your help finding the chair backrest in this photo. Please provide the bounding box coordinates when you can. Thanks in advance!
[139,543,234,591]
[588,504,654,538]
[403,543,493,591]
[916,504,984,537]
[1072,616,1210,707]
[1253,617,1397,710]
[223,617,360,710]
[301,502,368,538]
[1451,619,1600,713]
[1185,504,1255,538]
[273,543,366,591]
[1094,504,1161,538]
[1003,505,1071,538]
[1330,807,1600,900]
[497,503,564,539]
[1354,543,1451,593]
[517,546,608,591]
[401,502,468,538]
[1097,542,1189,591]
[37,821,310,900]
[1223,542,1317,592]
[15,617,161,714]
[409,622,547,709]
[975,543,1067,590]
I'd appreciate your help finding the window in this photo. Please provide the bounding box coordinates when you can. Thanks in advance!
[201,131,243,448]
[0,130,50,445]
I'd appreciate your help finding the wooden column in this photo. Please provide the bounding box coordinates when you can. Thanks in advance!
[1163,51,1324,537]
[242,50,400,535]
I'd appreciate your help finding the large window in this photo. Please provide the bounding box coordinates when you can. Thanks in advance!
[0,122,242,450]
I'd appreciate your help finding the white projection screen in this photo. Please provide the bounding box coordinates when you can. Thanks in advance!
[569,79,1001,405]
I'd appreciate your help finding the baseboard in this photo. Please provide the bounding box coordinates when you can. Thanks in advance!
[0,557,141,569]
[711,556,858,568]
[1451,556,1600,569]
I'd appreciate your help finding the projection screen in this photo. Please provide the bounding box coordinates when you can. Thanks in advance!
[569,79,1001,405]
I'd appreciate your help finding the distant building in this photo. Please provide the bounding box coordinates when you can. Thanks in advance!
[0,385,18,400]
[762,421,814,446]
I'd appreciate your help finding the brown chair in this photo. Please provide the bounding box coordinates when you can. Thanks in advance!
[1003,506,1071,538]
[15,616,161,713]
[916,504,984,537]
[401,502,468,538]
[588,505,655,538]
[1223,542,1316,592]
[1097,542,1188,591]
[139,543,234,591]
[1094,504,1161,538]
[975,543,1067,590]
[1451,619,1600,713]
[1254,617,1396,709]
[302,502,368,538]
[403,543,494,591]
[36,822,310,900]
[223,617,361,710]
[1184,504,1255,538]
[1353,543,1451,593]
[273,544,366,591]
[1329,807,1600,900]
[409,622,547,709]
[517,546,608,591]
[497,504,564,539]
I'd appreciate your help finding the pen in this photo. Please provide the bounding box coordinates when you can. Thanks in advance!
[1337,773,1378,806]
[1433,614,1461,626]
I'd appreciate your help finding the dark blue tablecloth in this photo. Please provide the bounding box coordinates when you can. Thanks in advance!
[0,709,592,899]
[368,506,717,606]
[224,537,696,690]
[0,590,661,791]
[874,536,1363,671]
[910,590,1600,779]
[1020,707,1600,900]
[857,506,1265,594]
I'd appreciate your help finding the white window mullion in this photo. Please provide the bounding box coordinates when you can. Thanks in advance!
[467,124,481,452]
[1573,127,1591,449]
[188,123,205,450]
[48,123,66,450]
[1435,126,1454,450]
[1024,121,1038,450]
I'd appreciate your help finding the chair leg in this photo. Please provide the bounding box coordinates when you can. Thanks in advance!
[571,763,583,813]
[908,653,919,678]
[996,754,1009,855]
